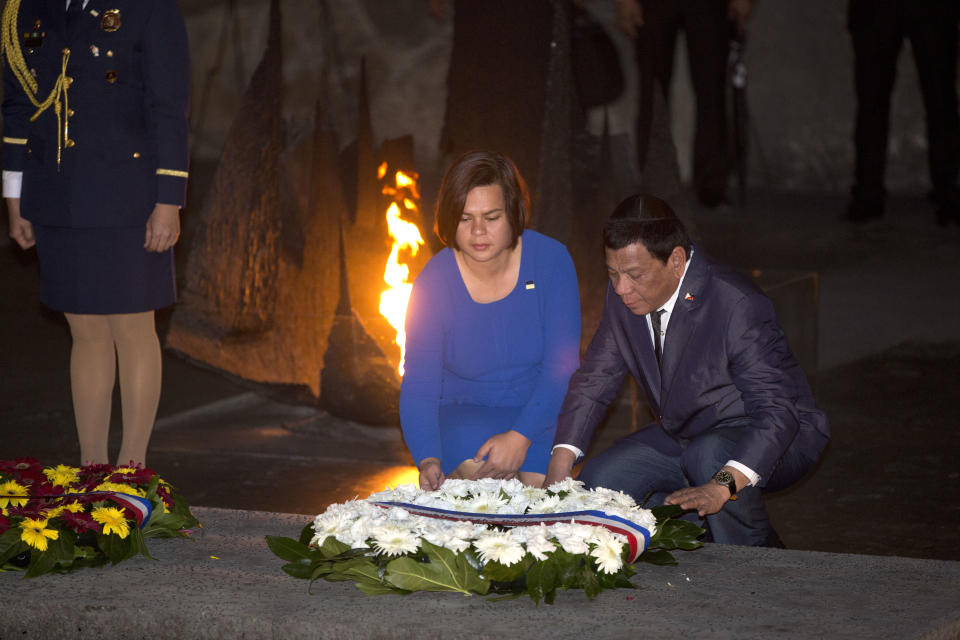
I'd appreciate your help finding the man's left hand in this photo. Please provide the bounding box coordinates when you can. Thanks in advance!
[144,203,180,253]
[664,482,731,517]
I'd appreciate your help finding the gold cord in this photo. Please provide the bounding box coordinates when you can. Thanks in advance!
[2,0,73,169]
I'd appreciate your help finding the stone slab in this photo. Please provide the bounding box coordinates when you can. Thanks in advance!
[2,507,958,639]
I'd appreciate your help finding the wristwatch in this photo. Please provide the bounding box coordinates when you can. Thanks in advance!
[712,469,738,501]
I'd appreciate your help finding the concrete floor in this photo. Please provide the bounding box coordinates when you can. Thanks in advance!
[2,188,959,562]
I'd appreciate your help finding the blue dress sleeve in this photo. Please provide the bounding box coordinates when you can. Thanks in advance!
[511,238,581,441]
[398,257,447,466]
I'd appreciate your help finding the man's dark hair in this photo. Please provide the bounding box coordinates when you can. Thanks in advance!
[434,150,530,250]
[603,194,691,262]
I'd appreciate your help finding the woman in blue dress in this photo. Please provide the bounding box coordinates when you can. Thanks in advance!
[400,151,581,489]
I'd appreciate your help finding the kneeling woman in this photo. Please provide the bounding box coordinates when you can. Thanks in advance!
[400,151,580,489]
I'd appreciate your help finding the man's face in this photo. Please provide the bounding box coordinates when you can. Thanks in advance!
[605,242,686,316]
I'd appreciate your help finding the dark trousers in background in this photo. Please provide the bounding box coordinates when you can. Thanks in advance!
[636,0,731,204]
[848,0,960,206]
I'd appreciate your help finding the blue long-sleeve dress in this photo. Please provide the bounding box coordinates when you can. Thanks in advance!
[399,230,581,475]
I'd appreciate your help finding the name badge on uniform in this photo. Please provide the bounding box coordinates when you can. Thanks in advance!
[101,9,121,32]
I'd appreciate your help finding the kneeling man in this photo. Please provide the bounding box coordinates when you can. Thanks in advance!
[545,194,830,546]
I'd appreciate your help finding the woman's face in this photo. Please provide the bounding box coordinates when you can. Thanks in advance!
[455,184,514,264]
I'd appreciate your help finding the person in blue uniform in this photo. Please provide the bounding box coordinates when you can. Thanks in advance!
[2,0,190,466]
[400,151,581,490]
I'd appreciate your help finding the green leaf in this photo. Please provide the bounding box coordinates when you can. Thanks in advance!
[384,542,488,595]
[650,504,686,522]
[98,532,135,564]
[281,561,316,580]
[298,523,315,547]
[636,549,677,566]
[579,562,600,600]
[142,512,193,538]
[319,536,351,559]
[340,558,383,586]
[482,556,532,583]
[266,535,314,562]
[0,528,27,565]
[526,559,558,604]
[24,545,58,578]
[551,549,586,589]
[649,519,704,551]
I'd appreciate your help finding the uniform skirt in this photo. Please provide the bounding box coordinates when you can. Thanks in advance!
[33,224,176,314]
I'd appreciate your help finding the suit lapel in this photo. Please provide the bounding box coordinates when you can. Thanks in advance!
[632,311,661,410]
[659,254,709,409]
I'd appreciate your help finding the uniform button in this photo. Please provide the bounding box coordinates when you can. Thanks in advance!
[62,47,70,55]
[65,139,75,148]
[132,152,141,159]
[64,76,73,86]
[105,70,117,83]
[106,50,114,57]
[67,109,75,117]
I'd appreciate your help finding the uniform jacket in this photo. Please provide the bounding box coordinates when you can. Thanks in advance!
[1,0,189,227]
[554,251,830,485]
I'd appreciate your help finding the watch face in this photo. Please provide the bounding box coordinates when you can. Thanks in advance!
[713,470,733,484]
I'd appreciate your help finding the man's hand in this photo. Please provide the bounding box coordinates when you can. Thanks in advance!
[144,203,180,253]
[471,430,531,480]
[418,458,445,491]
[664,482,730,516]
[664,466,748,516]
[616,0,644,38]
[5,198,35,249]
[542,447,577,488]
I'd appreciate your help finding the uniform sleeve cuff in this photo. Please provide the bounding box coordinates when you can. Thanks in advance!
[3,171,23,199]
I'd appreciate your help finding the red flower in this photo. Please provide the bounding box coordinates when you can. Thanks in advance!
[156,484,174,510]
[7,502,51,520]
[60,510,101,535]
[0,458,41,473]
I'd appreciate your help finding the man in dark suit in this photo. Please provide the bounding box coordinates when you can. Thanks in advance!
[544,194,829,546]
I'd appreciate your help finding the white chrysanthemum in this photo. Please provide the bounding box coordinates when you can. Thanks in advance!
[527,494,562,514]
[545,477,586,494]
[473,530,526,566]
[516,524,557,560]
[421,522,472,554]
[506,492,531,514]
[549,522,594,555]
[384,506,411,521]
[461,491,508,514]
[371,523,420,557]
[437,478,472,498]
[473,477,508,495]
[589,533,625,574]
[591,486,637,510]
[557,491,595,512]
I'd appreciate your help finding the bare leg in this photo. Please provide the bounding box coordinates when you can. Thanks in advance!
[108,311,161,467]
[517,471,545,487]
[64,313,116,465]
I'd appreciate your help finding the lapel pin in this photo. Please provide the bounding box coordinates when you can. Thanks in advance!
[101,9,120,32]
[524,280,535,290]
[684,292,695,301]
[89,44,99,56]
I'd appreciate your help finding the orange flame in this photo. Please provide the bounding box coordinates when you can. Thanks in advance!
[378,166,424,376]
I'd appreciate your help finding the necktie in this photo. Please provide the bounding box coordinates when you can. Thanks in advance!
[650,309,665,369]
[66,0,84,28]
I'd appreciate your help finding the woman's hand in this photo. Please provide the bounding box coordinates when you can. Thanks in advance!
[144,203,180,252]
[418,458,446,491]
[471,430,531,480]
[5,198,35,249]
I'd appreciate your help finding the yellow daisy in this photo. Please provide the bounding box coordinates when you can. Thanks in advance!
[92,481,146,497]
[20,518,59,552]
[42,464,80,487]
[0,480,29,509]
[91,507,130,539]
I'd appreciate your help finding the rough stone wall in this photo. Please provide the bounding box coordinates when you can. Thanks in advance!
[181,0,936,196]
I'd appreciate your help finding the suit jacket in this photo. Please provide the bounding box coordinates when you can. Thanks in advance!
[2,0,189,227]
[555,252,830,485]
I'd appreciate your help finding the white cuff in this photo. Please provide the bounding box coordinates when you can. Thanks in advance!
[3,171,23,199]
[552,443,584,460]
[725,460,760,486]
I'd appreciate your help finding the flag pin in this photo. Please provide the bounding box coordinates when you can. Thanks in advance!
[525,280,535,290]
[684,292,695,301]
